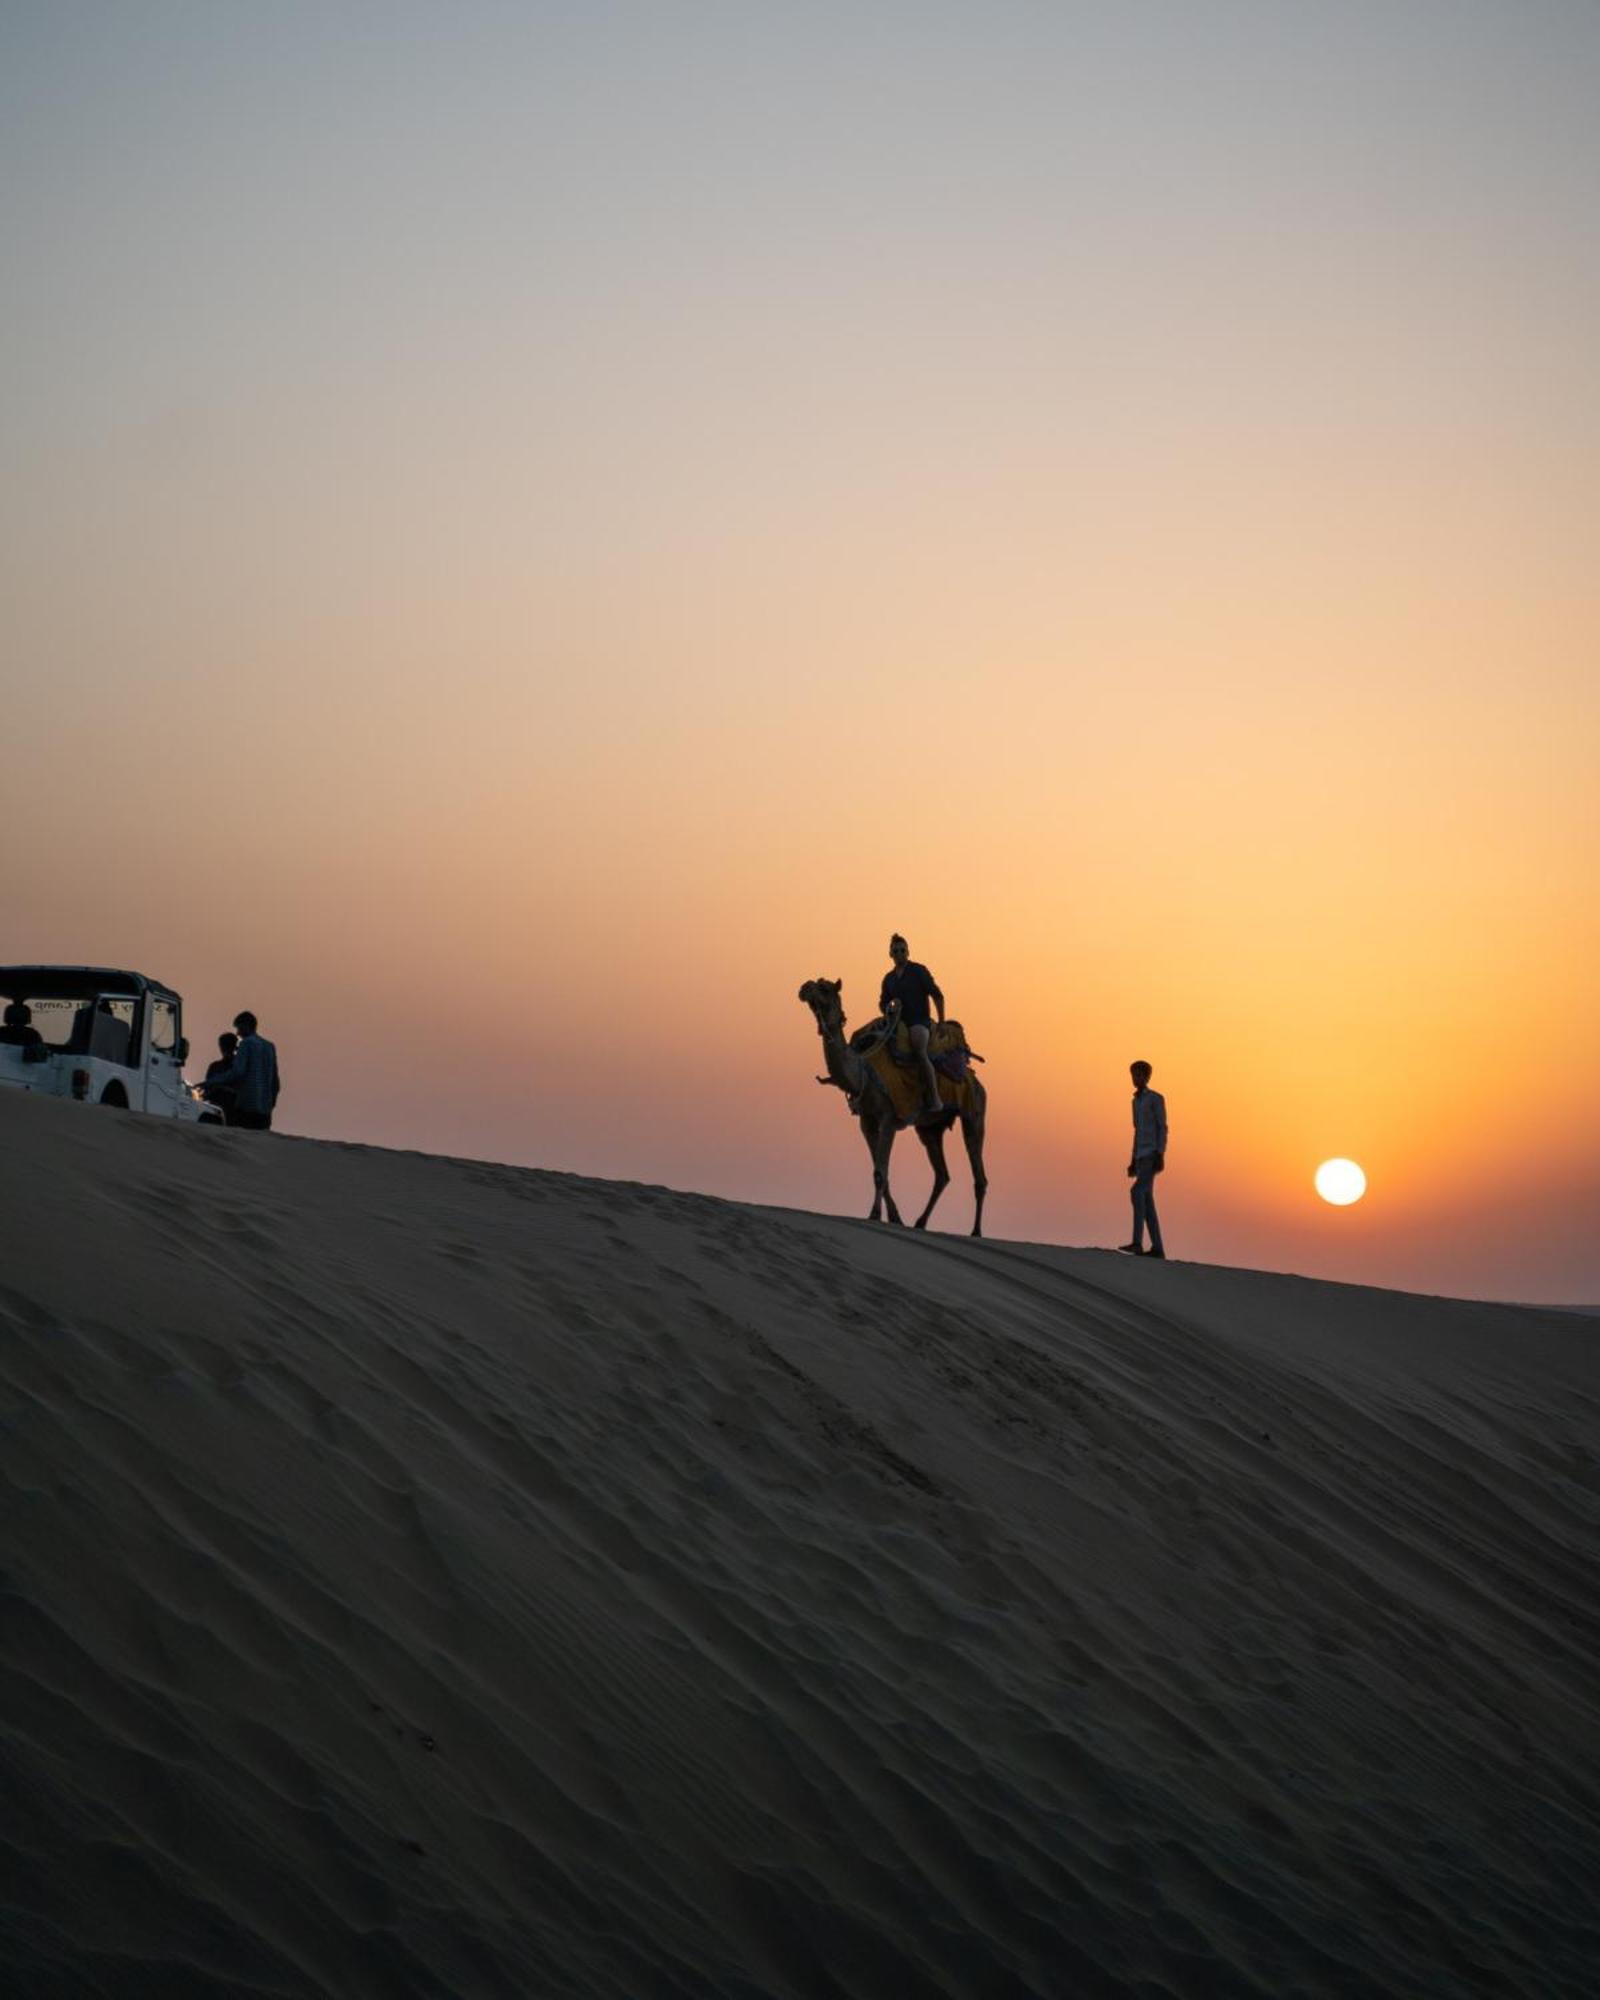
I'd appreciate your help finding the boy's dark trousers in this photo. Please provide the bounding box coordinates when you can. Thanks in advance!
[1130,1157,1163,1254]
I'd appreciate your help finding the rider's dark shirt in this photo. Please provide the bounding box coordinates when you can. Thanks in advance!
[880,962,942,1028]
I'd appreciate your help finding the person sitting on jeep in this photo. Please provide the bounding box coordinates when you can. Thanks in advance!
[880,934,946,1118]
[0,1001,43,1049]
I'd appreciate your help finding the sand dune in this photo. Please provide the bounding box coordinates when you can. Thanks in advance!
[2,1089,1597,1998]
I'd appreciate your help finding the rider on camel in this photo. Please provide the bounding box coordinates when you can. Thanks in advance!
[880,934,945,1119]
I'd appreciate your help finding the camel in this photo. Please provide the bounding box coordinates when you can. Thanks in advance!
[798,977,988,1236]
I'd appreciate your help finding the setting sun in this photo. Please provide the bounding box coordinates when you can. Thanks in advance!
[1315,1159,1368,1207]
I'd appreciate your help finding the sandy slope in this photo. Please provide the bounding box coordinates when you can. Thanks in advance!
[2,1091,1597,1999]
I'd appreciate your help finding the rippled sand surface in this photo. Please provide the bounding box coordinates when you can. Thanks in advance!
[3,1089,1597,1997]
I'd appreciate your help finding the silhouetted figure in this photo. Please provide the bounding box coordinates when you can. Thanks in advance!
[90,998,132,1064]
[880,933,945,1118]
[1119,1059,1167,1258]
[202,1031,240,1122]
[205,1011,281,1130]
[0,1000,44,1049]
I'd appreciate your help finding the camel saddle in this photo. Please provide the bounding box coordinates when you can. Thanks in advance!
[848,1019,983,1126]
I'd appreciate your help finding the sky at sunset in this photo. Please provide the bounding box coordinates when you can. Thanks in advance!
[3,1,1597,1302]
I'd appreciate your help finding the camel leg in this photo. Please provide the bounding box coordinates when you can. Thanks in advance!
[859,1114,885,1221]
[912,1122,951,1230]
[870,1117,904,1226]
[962,1112,988,1238]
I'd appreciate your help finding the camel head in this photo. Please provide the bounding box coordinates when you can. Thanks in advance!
[797,977,846,1040]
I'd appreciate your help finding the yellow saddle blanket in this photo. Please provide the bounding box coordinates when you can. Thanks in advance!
[866,1021,980,1125]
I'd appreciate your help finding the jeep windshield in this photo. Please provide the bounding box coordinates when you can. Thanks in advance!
[0,972,141,1061]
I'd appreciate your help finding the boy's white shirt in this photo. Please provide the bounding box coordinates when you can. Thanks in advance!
[1132,1088,1167,1160]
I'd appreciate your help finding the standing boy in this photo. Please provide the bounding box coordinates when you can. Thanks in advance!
[202,1031,240,1122]
[1120,1059,1167,1258]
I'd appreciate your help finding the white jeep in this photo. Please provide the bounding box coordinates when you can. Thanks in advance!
[0,965,218,1121]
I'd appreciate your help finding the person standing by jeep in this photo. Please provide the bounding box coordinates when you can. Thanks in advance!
[202,1031,240,1123]
[206,1012,281,1131]
[880,934,945,1119]
[1119,1059,1167,1258]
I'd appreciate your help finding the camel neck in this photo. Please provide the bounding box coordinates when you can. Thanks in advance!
[819,1023,862,1091]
